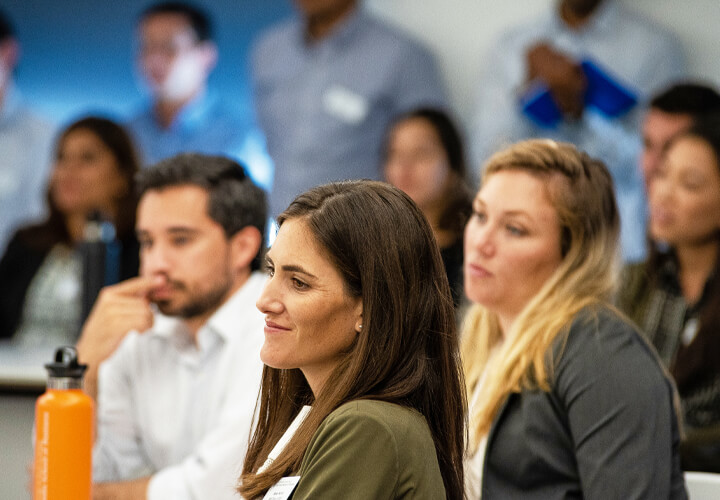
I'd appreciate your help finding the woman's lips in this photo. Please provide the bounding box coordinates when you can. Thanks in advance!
[466,262,492,279]
[651,206,675,226]
[264,320,291,334]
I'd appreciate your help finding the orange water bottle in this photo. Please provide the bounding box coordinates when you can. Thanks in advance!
[33,346,93,500]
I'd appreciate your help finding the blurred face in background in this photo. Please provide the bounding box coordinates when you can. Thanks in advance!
[641,108,693,191]
[50,128,127,217]
[384,117,452,213]
[137,13,216,102]
[649,135,720,247]
[464,170,563,325]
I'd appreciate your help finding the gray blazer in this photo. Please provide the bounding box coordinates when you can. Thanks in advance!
[481,305,687,499]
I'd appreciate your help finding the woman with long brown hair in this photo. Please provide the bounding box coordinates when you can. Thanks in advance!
[239,180,465,499]
[0,116,140,342]
[383,107,473,307]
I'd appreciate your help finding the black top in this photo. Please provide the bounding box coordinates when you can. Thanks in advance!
[440,236,464,308]
[0,229,139,339]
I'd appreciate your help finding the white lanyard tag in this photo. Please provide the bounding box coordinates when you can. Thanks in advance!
[263,476,301,500]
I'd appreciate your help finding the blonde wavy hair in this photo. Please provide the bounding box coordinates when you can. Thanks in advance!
[462,139,621,450]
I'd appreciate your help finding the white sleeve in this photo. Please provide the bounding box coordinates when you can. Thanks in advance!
[93,332,153,483]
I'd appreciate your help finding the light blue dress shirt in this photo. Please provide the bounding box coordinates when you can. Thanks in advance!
[471,0,686,263]
[126,92,273,191]
[0,83,54,254]
[252,8,448,217]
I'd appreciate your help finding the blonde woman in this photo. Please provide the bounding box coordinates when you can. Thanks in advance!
[462,140,686,498]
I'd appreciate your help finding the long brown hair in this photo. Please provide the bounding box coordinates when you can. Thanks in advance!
[240,180,466,499]
[18,116,140,251]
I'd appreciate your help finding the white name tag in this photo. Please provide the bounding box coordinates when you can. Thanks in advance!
[322,85,368,125]
[263,476,301,500]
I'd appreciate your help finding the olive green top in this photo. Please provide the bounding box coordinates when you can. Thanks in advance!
[293,399,445,499]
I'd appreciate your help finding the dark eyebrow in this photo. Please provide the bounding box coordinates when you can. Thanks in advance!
[166,227,200,235]
[281,264,318,280]
[265,255,319,280]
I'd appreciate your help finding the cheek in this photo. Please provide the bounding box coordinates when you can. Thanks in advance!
[679,194,720,224]
[383,162,403,185]
[506,245,560,290]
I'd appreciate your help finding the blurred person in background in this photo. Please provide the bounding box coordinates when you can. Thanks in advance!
[0,117,139,345]
[641,83,720,192]
[383,107,472,308]
[471,0,686,263]
[79,154,268,499]
[0,8,55,254]
[252,0,448,217]
[128,2,272,189]
[618,115,720,472]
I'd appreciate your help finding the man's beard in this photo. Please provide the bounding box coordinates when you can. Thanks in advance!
[153,276,232,320]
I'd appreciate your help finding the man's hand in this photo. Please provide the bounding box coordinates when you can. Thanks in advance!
[526,42,586,119]
[76,276,159,400]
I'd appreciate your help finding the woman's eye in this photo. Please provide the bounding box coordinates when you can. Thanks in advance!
[292,278,308,290]
[506,225,526,236]
[472,210,487,223]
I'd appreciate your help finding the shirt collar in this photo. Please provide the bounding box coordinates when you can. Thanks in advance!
[152,90,216,133]
[205,271,267,342]
[150,271,267,341]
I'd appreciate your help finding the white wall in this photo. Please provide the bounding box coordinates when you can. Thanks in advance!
[366,0,720,128]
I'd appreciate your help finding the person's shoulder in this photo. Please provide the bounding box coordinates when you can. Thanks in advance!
[359,13,431,57]
[565,303,641,345]
[124,105,154,133]
[329,400,429,440]
[605,3,683,53]
[488,7,553,48]
[558,304,666,380]
[618,260,653,299]
[252,16,298,56]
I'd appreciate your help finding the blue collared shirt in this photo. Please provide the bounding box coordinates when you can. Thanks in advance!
[471,0,686,263]
[252,8,448,216]
[126,92,273,191]
[0,83,55,253]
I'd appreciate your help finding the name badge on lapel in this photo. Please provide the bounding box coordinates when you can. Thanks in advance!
[322,85,368,125]
[263,476,301,500]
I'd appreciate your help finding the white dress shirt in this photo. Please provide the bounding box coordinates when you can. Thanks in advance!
[471,0,686,263]
[94,271,267,500]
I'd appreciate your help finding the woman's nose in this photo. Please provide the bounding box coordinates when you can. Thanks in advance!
[256,277,283,314]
